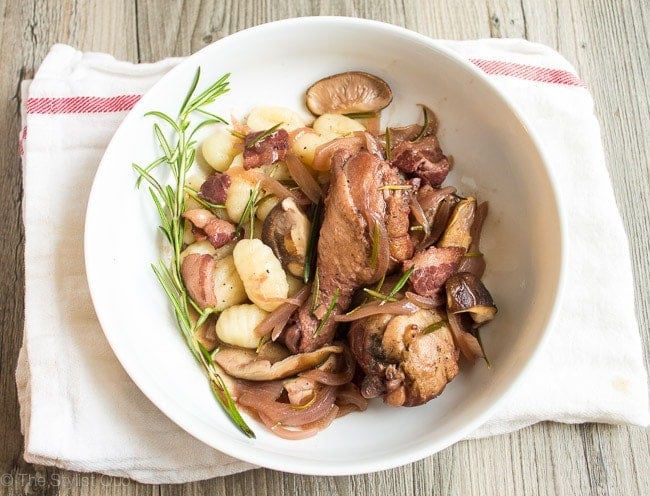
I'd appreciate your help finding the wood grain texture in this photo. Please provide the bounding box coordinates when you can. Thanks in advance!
[1,1,648,495]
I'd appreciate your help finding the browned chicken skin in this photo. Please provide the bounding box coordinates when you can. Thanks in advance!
[348,309,459,406]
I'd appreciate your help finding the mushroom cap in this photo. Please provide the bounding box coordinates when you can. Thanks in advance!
[445,272,497,325]
[305,71,393,116]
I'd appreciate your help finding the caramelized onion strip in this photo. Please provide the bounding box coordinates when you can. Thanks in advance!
[285,153,323,204]
[335,299,419,322]
[238,385,337,427]
[254,285,310,337]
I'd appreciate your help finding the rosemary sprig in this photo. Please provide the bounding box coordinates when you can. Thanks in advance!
[133,68,255,438]
[313,288,340,337]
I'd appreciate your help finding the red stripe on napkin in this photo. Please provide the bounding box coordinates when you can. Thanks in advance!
[21,59,584,121]
[470,59,586,88]
[26,94,142,114]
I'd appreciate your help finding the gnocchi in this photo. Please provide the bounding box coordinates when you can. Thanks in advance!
[312,113,365,137]
[224,173,257,223]
[246,106,307,132]
[233,238,289,311]
[215,303,268,349]
[212,255,248,311]
[202,129,241,172]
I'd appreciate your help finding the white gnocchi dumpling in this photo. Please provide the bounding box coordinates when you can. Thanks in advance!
[212,255,248,311]
[202,130,241,172]
[215,303,268,349]
[233,238,289,311]
[179,240,216,265]
[312,113,365,136]
[246,106,307,132]
[291,131,334,167]
[224,173,257,223]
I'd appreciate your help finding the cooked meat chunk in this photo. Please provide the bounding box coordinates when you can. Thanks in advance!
[282,149,404,353]
[404,245,464,298]
[200,172,231,205]
[183,208,236,249]
[243,128,289,169]
[348,309,459,406]
[391,135,451,187]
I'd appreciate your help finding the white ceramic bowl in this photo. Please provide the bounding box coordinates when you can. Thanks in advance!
[85,17,565,475]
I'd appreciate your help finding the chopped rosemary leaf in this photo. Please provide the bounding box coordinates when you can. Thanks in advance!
[423,320,448,334]
[409,105,429,142]
[379,266,415,305]
[245,122,283,149]
[464,251,483,258]
[235,183,261,238]
[184,186,225,211]
[313,288,340,337]
[363,287,398,302]
[343,111,378,119]
[409,225,425,232]
[229,129,246,139]
[378,184,414,191]
[303,201,322,283]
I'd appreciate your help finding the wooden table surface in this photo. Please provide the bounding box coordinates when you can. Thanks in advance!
[2,1,648,495]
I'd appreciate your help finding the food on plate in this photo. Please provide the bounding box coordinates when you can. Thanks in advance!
[135,69,497,440]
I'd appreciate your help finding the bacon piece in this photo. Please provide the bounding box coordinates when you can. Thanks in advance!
[391,135,451,187]
[403,246,464,298]
[243,128,290,169]
[183,208,236,249]
[200,173,231,205]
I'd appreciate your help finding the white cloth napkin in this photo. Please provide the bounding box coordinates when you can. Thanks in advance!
[17,39,649,484]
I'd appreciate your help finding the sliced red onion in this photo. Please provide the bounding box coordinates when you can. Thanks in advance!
[405,291,445,309]
[254,285,310,337]
[446,310,484,362]
[299,347,355,386]
[334,298,419,322]
[285,153,323,204]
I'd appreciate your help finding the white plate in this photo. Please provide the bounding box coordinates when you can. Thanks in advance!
[85,17,565,475]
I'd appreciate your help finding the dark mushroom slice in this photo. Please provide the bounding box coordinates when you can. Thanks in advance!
[437,197,476,251]
[213,344,343,381]
[445,272,497,326]
[261,197,311,278]
[305,71,393,116]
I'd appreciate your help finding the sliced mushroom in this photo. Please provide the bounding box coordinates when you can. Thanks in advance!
[305,71,393,116]
[213,344,343,381]
[445,272,497,326]
[261,197,311,277]
[437,197,476,251]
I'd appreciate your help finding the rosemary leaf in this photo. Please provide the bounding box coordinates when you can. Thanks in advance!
[310,268,320,313]
[423,320,448,334]
[245,122,283,149]
[379,266,415,305]
[476,329,491,368]
[313,288,340,338]
[363,287,398,302]
[303,201,322,283]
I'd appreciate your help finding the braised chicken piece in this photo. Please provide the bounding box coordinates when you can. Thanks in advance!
[348,309,460,406]
[281,147,413,353]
